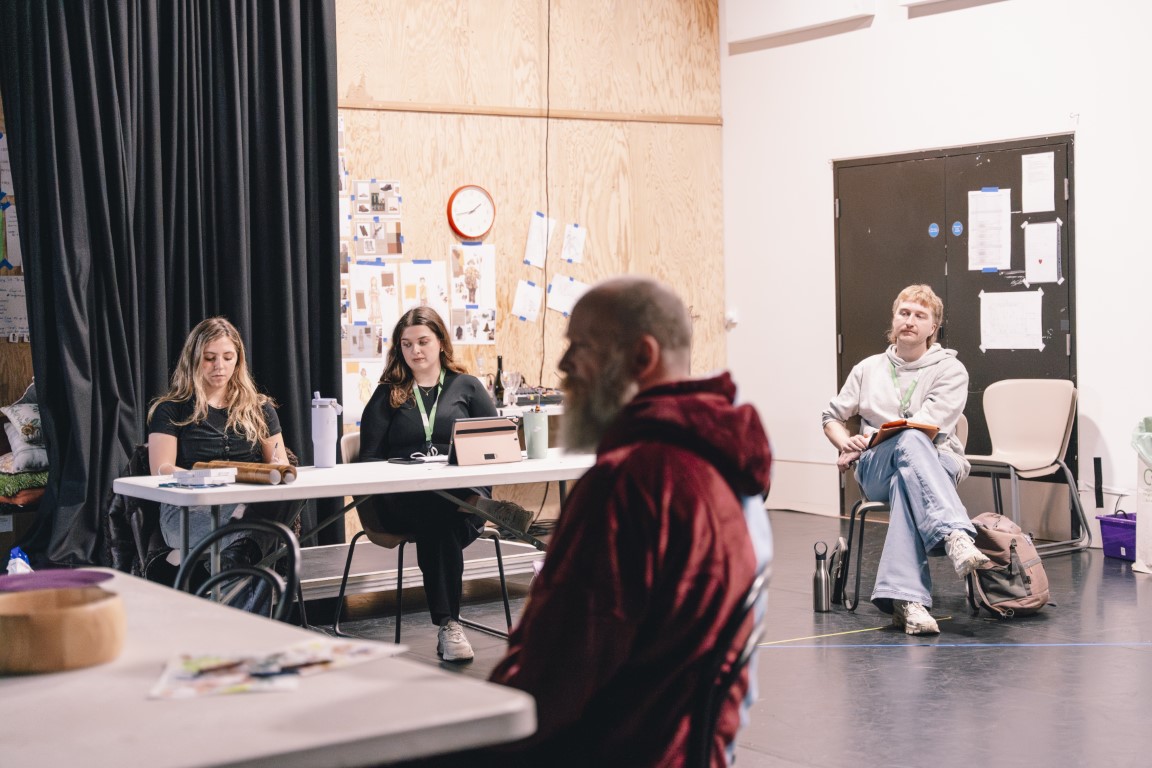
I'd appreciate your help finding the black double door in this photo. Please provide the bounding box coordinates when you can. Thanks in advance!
[833,136,1076,509]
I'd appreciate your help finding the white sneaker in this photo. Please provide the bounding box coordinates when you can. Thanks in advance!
[437,619,474,662]
[892,600,940,635]
[945,529,990,577]
[477,498,534,534]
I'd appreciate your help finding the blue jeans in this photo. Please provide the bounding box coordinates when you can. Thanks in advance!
[160,503,247,562]
[855,430,974,612]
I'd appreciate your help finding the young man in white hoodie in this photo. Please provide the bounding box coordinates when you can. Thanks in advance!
[822,284,989,634]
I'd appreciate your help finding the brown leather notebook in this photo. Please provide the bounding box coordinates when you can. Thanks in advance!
[866,419,939,449]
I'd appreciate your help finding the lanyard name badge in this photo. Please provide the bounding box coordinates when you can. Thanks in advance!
[414,369,445,454]
[889,361,919,418]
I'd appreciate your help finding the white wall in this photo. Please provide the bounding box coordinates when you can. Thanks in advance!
[721,0,1152,519]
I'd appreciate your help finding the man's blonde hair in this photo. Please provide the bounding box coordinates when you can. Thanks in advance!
[887,284,943,347]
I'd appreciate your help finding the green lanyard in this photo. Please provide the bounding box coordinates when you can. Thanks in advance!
[414,369,445,444]
[889,361,919,418]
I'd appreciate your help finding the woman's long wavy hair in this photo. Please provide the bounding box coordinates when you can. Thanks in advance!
[147,317,273,443]
[380,307,466,408]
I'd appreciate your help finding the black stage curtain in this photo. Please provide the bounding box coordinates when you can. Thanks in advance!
[0,0,342,566]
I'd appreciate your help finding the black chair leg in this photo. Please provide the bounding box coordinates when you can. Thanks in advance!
[834,503,860,605]
[845,505,872,612]
[458,535,513,639]
[295,583,310,629]
[495,537,512,631]
[333,531,367,637]
[394,542,405,645]
[839,500,885,613]
[991,475,1004,517]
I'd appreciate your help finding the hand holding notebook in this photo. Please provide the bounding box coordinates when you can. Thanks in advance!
[866,419,939,449]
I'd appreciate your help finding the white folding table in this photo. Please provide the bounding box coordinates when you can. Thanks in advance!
[113,449,595,608]
[113,447,596,553]
[0,568,536,767]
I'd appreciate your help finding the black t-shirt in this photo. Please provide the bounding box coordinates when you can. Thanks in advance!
[148,399,281,469]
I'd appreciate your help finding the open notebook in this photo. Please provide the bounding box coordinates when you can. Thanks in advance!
[866,419,939,449]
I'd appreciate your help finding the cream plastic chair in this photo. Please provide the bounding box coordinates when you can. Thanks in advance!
[834,415,968,611]
[965,379,1090,556]
[332,432,513,640]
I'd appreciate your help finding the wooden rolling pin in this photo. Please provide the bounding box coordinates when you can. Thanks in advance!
[193,460,298,485]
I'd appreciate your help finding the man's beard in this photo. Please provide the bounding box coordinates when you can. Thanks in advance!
[560,353,638,452]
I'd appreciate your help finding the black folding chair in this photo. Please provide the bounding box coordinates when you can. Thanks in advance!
[685,562,770,768]
[333,431,514,641]
[174,519,300,621]
[833,415,969,611]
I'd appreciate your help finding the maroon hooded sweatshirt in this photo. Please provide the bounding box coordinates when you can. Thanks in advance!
[489,372,773,767]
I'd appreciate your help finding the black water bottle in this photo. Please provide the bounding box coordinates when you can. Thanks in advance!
[494,355,505,406]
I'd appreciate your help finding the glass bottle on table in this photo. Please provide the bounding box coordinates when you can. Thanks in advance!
[494,355,505,407]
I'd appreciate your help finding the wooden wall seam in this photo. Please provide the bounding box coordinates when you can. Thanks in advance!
[338,100,723,127]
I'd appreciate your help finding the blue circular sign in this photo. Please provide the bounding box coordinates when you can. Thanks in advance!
[928,223,940,238]
[952,221,964,236]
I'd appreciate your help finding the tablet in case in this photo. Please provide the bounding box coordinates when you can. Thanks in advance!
[448,416,523,466]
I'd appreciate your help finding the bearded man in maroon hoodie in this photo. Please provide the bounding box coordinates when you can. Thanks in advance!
[487,276,774,768]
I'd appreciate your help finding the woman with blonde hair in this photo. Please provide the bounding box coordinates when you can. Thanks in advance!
[148,317,298,579]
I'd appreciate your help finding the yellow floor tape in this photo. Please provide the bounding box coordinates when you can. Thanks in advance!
[760,617,952,646]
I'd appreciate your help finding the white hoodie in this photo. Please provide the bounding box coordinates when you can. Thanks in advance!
[822,343,970,479]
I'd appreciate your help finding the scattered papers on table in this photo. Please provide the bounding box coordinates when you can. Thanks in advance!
[149,638,407,699]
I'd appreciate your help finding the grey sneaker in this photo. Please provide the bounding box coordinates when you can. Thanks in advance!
[892,600,940,635]
[478,499,534,534]
[945,529,990,577]
[437,619,474,662]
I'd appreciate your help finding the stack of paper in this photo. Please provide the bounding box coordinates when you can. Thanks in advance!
[171,467,238,487]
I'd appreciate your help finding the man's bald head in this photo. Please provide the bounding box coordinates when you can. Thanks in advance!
[558,277,692,450]
[571,276,692,377]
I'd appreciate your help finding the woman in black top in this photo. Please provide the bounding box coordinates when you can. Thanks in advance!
[359,306,531,662]
[147,317,298,576]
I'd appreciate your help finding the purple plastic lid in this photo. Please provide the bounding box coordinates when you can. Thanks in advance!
[0,570,115,593]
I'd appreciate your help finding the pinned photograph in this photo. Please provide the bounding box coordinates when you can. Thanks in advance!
[450,243,496,309]
[400,260,450,320]
[451,306,496,346]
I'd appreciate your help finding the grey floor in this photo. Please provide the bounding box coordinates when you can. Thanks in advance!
[304,509,1152,767]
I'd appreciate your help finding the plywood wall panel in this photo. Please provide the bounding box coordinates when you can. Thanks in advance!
[547,0,720,118]
[624,121,726,375]
[341,107,723,384]
[336,0,721,121]
[336,0,723,522]
[342,108,546,381]
[0,344,33,407]
[338,0,545,110]
[543,118,726,375]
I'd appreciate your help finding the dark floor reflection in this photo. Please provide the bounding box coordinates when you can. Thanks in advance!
[318,509,1152,767]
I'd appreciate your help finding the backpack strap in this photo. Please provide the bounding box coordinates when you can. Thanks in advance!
[965,572,981,615]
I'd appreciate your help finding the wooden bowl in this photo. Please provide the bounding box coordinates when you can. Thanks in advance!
[0,586,126,674]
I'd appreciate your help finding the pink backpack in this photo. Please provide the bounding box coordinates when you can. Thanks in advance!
[966,512,1049,618]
